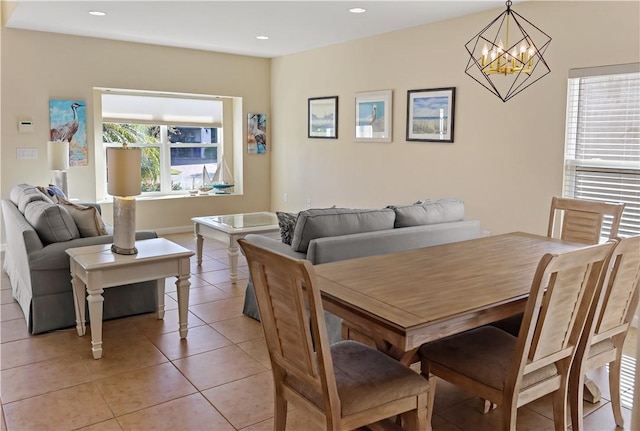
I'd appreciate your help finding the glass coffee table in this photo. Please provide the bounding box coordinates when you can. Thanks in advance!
[191,212,280,283]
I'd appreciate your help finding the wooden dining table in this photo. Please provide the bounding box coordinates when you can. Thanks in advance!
[315,232,585,365]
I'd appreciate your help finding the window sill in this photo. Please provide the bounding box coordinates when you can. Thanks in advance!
[97,192,238,205]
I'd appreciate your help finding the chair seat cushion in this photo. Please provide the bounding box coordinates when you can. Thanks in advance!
[419,327,558,391]
[286,340,427,416]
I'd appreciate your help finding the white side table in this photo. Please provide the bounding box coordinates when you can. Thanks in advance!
[192,212,280,283]
[67,238,194,359]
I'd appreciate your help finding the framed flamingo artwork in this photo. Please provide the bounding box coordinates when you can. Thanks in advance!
[354,90,392,143]
[49,99,87,166]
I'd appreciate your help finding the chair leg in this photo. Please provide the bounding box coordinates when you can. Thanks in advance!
[274,391,288,431]
[420,361,437,426]
[501,402,518,431]
[551,388,569,431]
[609,353,624,427]
[402,392,430,431]
[569,366,585,431]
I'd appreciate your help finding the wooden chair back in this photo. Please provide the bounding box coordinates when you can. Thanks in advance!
[592,235,640,342]
[508,241,615,397]
[547,196,625,244]
[237,238,341,420]
[569,236,640,430]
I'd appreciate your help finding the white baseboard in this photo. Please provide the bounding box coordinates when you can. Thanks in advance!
[153,225,193,235]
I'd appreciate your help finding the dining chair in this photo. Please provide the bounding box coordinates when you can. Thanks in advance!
[237,238,430,431]
[492,196,625,337]
[418,241,615,431]
[569,235,640,431]
[548,196,625,244]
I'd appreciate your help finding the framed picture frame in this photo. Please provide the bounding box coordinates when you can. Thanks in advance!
[406,87,455,142]
[308,96,338,139]
[354,90,392,142]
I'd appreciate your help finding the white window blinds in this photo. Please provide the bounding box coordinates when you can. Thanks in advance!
[564,63,640,238]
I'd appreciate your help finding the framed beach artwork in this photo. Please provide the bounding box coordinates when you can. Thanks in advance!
[406,88,455,143]
[355,90,392,142]
[49,99,87,166]
[308,96,338,139]
[247,113,267,154]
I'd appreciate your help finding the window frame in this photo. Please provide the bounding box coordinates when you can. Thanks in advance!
[563,63,640,239]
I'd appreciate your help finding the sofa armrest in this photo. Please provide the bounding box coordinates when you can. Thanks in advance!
[242,234,306,259]
[28,230,158,271]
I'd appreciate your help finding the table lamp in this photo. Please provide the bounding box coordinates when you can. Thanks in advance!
[47,141,69,197]
[107,144,142,255]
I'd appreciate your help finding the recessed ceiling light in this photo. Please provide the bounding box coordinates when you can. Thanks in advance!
[256,35,269,40]
[349,7,366,14]
[88,10,107,16]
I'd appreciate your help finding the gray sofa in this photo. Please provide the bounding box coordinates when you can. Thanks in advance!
[242,199,482,343]
[2,184,159,334]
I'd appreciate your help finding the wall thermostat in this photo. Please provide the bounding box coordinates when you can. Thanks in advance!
[18,120,34,133]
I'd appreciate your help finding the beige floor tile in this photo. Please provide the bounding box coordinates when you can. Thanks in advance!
[169,284,231,305]
[148,324,232,360]
[195,268,239,285]
[240,409,325,431]
[0,318,29,343]
[132,308,206,337]
[202,371,274,429]
[215,279,249,298]
[1,331,84,370]
[237,337,272,370]
[431,414,465,431]
[94,362,196,416]
[75,418,123,431]
[3,382,113,430]
[0,304,23,322]
[1,352,93,402]
[209,315,264,343]
[431,377,474,413]
[190,258,229,274]
[581,402,632,430]
[81,336,169,380]
[0,289,15,305]
[189,297,246,323]
[173,344,268,391]
[438,396,556,430]
[117,393,234,431]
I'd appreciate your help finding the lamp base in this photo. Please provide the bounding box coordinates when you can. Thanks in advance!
[52,170,69,197]
[111,243,138,255]
[111,196,138,255]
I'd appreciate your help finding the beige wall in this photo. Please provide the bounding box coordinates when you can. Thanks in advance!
[1,1,638,239]
[270,1,639,236]
[1,27,271,232]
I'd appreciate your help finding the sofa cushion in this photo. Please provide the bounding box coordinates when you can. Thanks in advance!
[55,198,108,237]
[392,198,465,228]
[276,211,298,245]
[23,201,80,244]
[10,184,53,213]
[291,208,395,253]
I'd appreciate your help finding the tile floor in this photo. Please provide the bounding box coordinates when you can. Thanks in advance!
[0,232,636,430]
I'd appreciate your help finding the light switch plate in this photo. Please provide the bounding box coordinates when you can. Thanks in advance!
[17,148,38,159]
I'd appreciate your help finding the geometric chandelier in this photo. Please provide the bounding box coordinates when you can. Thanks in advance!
[465,1,551,102]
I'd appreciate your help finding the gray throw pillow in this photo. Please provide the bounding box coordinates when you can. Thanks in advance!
[392,198,465,228]
[23,201,80,244]
[276,211,298,245]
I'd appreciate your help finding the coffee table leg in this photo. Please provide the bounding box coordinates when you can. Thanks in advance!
[228,236,239,284]
[86,284,105,359]
[71,270,86,336]
[196,233,203,266]
[176,273,191,338]
[156,279,165,319]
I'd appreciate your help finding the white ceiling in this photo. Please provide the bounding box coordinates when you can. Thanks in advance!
[5,0,510,58]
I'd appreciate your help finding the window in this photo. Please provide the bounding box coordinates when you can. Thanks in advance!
[97,90,236,198]
[563,64,640,238]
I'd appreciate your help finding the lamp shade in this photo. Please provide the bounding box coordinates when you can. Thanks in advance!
[107,146,142,197]
[47,141,69,170]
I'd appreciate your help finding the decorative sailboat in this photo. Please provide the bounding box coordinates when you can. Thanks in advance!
[212,155,235,194]
[198,166,213,194]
